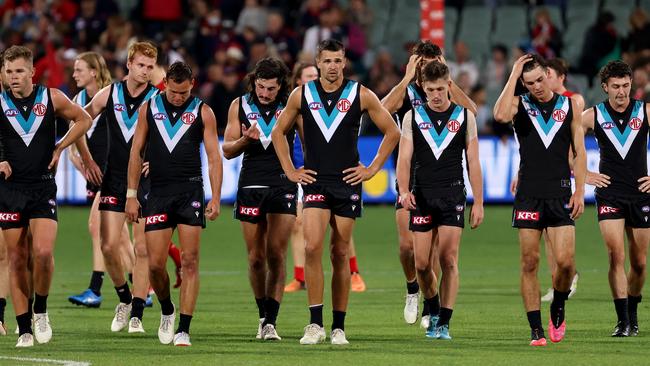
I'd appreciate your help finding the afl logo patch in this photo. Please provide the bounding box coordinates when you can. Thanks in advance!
[600,122,614,130]
[4,109,18,117]
[418,122,433,130]
[411,99,423,107]
[337,99,351,112]
[642,206,650,213]
[527,109,539,117]
[153,113,166,120]
[275,109,283,119]
[629,117,642,130]
[114,104,126,112]
[350,194,360,201]
[32,103,47,116]
[447,120,460,132]
[246,112,260,120]
[191,201,201,208]
[181,112,196,125]
[309,102,322,110]
[552,109,566,122]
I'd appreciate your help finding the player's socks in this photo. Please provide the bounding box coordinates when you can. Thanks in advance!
[425,294,441,317]
[115,283,132,304]
[421,298,430,318]
[263,298,280,327]
[255,298,265,319]
[309,304,324,327]
[349,256,359,274]
[16,312,32,335]
[27,297,33,320]
[628,294,641,335]
[89,271,104,296]
[527,310,542,330]
[550,289,569,328]
[33,293,48,314]
[176,313,192,334]
[332,310,346,331]
[295,266,305,283]
[437,307,453,327]
[614,298,629,324]
[159,296,174,316]
[131,297,145,320]
[0,298,6,324]
[406,280,419,295]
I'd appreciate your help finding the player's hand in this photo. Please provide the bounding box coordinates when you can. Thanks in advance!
[48,146,63,171]
[0,161,12,179]
[82,157,103,187]
[436,54,447,65]
[511,54,533,78]
[638,176,650,193]
[510,177,518,195]
[399,191,416,210]
[242,123,260,141]
[587,171,610,188]
[288,167,317,185]
[404,54,421,82]
[470,203,484,229]
[568,190,585,220]
[205,199,220,220]
[342,163,374,185]
[125,197,140,223]
[142,162,150,177]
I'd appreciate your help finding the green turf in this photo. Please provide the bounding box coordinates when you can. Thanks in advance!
[0,205,647,365]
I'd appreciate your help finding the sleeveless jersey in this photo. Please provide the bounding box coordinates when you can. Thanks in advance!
[0,85,56,186]
[396,82,427,127]
[411,102,467,191]
[74,89,108,169]
[301,79,362,183]
[146,93,204,193]
[514,92,573,198]
[238,93,294,187]
[104,81,158,184]
[593,99,648,197]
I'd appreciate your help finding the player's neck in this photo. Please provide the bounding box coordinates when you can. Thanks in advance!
[85,83,99,99]
[13,83,34,99]
[609,98,630,113]
[428,99,451,113]
[554,86,566,95]
[125,77,147,97]
[536,90,554,103]
[319,76,343,93]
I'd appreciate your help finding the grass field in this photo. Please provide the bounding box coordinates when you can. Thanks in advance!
[0,205,648,365]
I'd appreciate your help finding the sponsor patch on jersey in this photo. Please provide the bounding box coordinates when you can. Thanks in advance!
[455,205,464,212]
[599,205,620,215]
[309,102,323,110]
[4,109,18,117]
[412,215,432,225]
[239,206,260,216]
[552,109,566,122]
[629,117,643,130]
[191,201,201,208]
[304,194,325,203]
[337,99,351,112]
[600,121,615,130]
[447,120,461,132]
[145,214,168,225]
[114,103,126,112]
[411,99,423,107]
[246,112,260,120]
[181,112,196,125]
[0,212,20,222]
[32,103,47,116]
[418,122,433,130]
[642,206,650,213]
[100,196,118,205]
[515,210,540,221]
[153,113,167,120]
[527,109,540,117]
[350,194,360,202]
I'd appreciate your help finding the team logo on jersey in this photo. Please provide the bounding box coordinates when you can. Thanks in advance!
[240,94,283,149]
[515,210,539,221]
[337,99,351,112]
[246,112,260,120]
[145,214,168,225]
[642,206,650,213]
[407,84,425,109]
[1,86,49,146]
[552,109,566,122]
[418,122,433,130]
[350,194,360,201]
[412,215,431,225]
[527,109,540,117]
[447,120,460,132]
[629,117,643,130]
[0,212,20,222]
[239,206,260,216]
[153,113,166,120]
[32,103,47,116]
[114,103,126,112]
[4,109,18,117]
[600,122,615,130]
[181,112,196,125]
[599,206,620,214]
[191,201,202,208]
[309,102,323,110]
[112,83,159,143]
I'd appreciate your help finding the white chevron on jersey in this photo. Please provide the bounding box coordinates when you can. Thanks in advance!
[596,101,645,159]
[413,105,465,160]
[303,80,358,143]
[520,94,569,149]
[0,86,49,147]
[150,95,201,153]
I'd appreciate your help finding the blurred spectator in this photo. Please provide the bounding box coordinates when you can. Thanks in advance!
[264,9,299,67]
[137,0,186,39]
[235,0,267,35]
[447,40,479,89]
[470,84,492,135]
[208,65,244,135]
[347,0,373,48]
[367,48,400,98]
[623,8,650,58]
[302,5,345,60]
[298,0,332,33]
[632,58,650,102]
[192,0,222,67]
[75,0,108,50]
[578,11,620,86]
[482,44,508,91]
[530,7,562,58]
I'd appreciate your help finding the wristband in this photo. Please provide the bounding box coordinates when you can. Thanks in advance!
[126,189,138,198]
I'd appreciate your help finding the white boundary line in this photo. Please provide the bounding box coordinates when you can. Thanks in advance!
[0,356,90,366]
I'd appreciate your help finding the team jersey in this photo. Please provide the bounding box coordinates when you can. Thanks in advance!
[407,102,467,191]
[104,81,158,183]
[0,85,56,185]
[146,93,204,194]
[74,89,108,170]
[396,82,426,126]
[593,99,648,197]
[513,92,573,198]
[238,93,294,187]
[300,79,362,183]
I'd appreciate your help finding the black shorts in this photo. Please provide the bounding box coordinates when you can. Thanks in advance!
[301,182,362,219]
[512,195,574,229]
[0,182,57,229]
[235,186,298,223]
[99,176,149,213]
[596,194,650,228]
[144,189,205,232]
[409,188,466,231]
[86,181,100,203]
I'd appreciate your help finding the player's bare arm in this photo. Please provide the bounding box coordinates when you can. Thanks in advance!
[50,88,93,172]
[569,98,586,219]
[381,54,420,114]
[465,111,483,229]
[493,54,533,123]
[222,98,259,159]
[201,103,223,220]
[84,84,111,120]
[124,103,149,223]
[580,107,610,188]
[396,111,415,210]
[638,103,650,192]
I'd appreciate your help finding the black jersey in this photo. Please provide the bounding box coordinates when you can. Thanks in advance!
[104,81,158,183]
[301,79,362,183]
[0,85,56,186]
[238,93,294,187]
[593,99,648,197]
[514,92,573,198]
[146,93,204,194]
[396,82,426,126]
[74,89,108,170]
[411,103,467,191]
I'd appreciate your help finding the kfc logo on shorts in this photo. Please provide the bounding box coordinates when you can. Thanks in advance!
[447,120,460,132]
[455,205,464,212]
[181,112,196,125]
[246,112,260,120]
[145,214,168,225]
[527,109,540,117]
[304,194,325,203]
[153,113,167,120]
[48,199,56,206]
[350,194,360,202]
[32,103,46,116]
[309,102,323,110]
[599,206,620,214]
[191,201,201,208]
[418,122,433,130]
[239,206,260,216]
[642,206,650,213]
[114,104,126,112]
[4,109,18,117]
[515,210,540,221]
[337,99,351,113]
[100,196,118,205]
[600,122,615,130]
[0,212,20,222]
[412,215,432,225]
[629,117,642,130]
[552,109,566,123]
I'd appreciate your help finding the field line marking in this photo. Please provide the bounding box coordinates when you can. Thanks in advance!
[0,356,90,366]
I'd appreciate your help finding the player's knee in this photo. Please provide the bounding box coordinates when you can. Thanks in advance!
[630,257,646,275]
[134,243,148,258]
[415,258,431,274]
[439,253,458,272]
[521,254,540,273]
[607,249,626,267]
[181,252,199,275]
[398,236,414,253]
[32,245,53,263]
[148,261,166,277]
[304,241,322,259]
[266,249,285,269]
[555,257,575,275]
[247,251,265,272]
